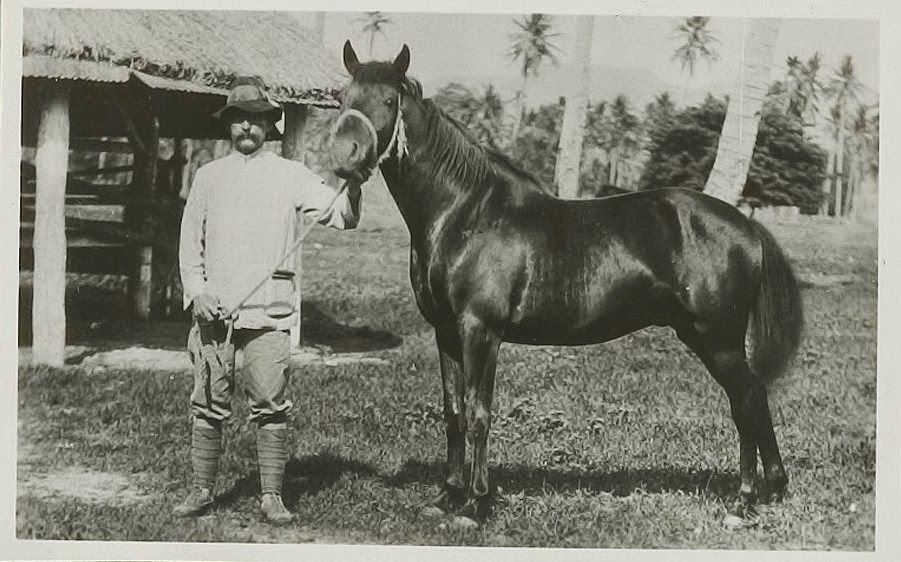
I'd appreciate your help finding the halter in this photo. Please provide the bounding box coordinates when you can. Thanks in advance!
[331,94,408,174]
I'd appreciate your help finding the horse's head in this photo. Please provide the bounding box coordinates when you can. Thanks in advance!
[331,41,413,181]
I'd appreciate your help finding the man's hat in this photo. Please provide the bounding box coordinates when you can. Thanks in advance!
[213,76,282,120]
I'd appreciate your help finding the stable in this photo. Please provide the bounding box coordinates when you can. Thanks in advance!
[21,8,343,365]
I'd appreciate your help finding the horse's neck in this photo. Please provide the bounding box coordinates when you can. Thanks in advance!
[378,101,475,239]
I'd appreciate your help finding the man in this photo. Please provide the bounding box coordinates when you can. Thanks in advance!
[174,76,364,524]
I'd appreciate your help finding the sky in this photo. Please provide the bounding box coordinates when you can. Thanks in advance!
[295,11,879,108]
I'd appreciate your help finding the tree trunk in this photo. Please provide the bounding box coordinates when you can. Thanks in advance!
[834,108,847,218]
[704,18,782,205]
[554,16,594,199]
[510,74,528,142]
[282,105,309,348]
[32,83,70,366]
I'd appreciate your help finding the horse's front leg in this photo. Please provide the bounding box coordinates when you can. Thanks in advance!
[425,325,467,515]
[458,314,501,523]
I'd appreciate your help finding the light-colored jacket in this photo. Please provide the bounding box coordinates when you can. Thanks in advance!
[179,150,359,330]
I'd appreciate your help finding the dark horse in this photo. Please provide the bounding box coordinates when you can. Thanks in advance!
[331,42,803,527]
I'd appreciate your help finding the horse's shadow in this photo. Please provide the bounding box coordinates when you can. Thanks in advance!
[385,458,741,501]
[300,302,402,353]
[215,453,741,508]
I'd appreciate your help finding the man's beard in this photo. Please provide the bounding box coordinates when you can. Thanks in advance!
[235,134,262,153]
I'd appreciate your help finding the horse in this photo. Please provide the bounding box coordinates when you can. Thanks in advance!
[330,41,803,527]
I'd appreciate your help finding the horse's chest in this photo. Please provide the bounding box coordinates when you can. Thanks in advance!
[409,245,444,323]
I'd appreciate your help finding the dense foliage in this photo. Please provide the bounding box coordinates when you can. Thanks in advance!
[639,95,829,213]
[433,82,830,211]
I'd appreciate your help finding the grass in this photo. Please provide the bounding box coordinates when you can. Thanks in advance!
[16,189,877,549]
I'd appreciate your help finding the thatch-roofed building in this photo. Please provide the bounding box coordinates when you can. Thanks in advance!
[21,8,346,365]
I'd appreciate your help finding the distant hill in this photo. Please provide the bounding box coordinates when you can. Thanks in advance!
[428,63,731,111]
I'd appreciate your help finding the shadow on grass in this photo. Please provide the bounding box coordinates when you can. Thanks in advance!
[18,290,402,356]
[215,452,382,509]
[300,302,402,353]
[384,458,741,502]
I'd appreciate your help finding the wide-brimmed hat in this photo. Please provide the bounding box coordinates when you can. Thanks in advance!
[213,76,283,120]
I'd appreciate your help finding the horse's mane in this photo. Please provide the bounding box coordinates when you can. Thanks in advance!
[412,89,545,194]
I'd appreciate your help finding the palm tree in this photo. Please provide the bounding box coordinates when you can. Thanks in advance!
[825,55,864,218]
[704,18,782,205]
[671,17,720,77]
[645,91,677,129]
[797,53,824,126]
[358,11,392,57]
[845,104,879,222]
[508,14,560,140]
[607,95,642,188]
[433,82,508,149]
[554,15,594,198]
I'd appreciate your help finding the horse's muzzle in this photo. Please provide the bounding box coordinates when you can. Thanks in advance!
[330,110,378,181]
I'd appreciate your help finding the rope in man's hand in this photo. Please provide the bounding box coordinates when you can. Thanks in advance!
[219,177,360,320]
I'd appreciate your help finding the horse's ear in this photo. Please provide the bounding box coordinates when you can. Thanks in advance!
[393,44,411,76]
[343,40,360,75]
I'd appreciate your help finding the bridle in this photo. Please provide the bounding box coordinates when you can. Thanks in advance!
[331,93,408,176]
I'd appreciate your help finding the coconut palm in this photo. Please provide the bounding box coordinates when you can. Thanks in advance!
[358,11,392,57]
[645,91,677,134]
[671,16,720,77]
[703,18,782,205]
[433,82,508,150]
[555,15,594,198]
[508,13,560,140]
[844,103,879,221]
[796,53,824,126]
[825,55,865,217]
[607,95,642,188]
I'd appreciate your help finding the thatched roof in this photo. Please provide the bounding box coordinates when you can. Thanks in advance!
[23,8,344,106]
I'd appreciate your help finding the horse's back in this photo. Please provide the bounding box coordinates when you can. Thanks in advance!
[493,187,764,344]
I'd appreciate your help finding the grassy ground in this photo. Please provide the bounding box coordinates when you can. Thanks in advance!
[16,186,876,549]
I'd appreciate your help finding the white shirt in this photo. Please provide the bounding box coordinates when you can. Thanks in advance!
[179,150,359,330]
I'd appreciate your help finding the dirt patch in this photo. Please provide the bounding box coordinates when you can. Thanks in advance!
[20,465,153,506]
[18,345,389,373]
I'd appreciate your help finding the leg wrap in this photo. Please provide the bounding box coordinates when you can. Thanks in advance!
[257,425,289,495]
[191,418,222,490]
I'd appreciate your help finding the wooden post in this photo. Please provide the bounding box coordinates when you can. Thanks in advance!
[32,83,70,366]
[129,94,160,320]
[282,104,309,348]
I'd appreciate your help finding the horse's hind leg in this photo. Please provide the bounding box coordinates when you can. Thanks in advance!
[428,325,467,514]
[677,326,783,525]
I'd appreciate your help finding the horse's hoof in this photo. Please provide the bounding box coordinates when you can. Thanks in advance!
[723,513,747,530]
[452,515,480,530]
[723,506,759,530]
[421,506,446,519]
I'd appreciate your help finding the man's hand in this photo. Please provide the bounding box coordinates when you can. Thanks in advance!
[192,293,222,323]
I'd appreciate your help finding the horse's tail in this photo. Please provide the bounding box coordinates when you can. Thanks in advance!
[747,220,804,385]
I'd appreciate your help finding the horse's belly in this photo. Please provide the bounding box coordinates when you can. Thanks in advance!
[504,296,665,346]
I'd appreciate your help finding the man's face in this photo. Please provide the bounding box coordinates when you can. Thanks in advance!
[228,111,271,155]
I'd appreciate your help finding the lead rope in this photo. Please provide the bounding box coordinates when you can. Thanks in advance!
[219,98,405,323]
[219,179,352,321]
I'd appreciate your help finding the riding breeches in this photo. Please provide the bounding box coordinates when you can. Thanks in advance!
[188,324,293,425]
